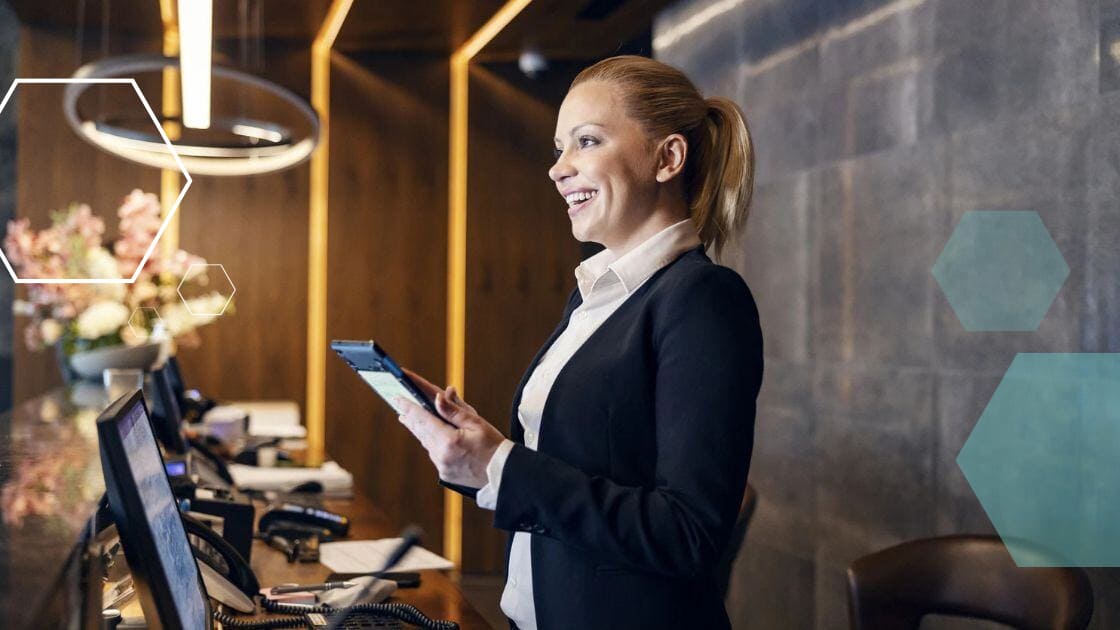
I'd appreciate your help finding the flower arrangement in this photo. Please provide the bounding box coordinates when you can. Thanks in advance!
[3,189,233,358]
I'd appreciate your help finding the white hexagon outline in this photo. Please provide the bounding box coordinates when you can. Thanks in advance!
[128,306,164,338]
[0,77,192,284]
[177,263,236,316]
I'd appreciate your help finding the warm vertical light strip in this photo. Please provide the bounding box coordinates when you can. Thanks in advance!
[445,0,533,571]
[177,0,213,129]
[306,0,354,467]
[159,0,181,258]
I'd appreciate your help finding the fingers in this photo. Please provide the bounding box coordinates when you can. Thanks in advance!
[445,386,478,414]
[402,367,442,398]
[395,397,455,449]
[435,392,475,429]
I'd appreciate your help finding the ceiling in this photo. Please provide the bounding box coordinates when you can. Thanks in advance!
[9,0,671,59]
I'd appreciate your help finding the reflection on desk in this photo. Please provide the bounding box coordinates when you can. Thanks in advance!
[0,386,107,629]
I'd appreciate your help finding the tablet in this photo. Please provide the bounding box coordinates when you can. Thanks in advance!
[330,340,443,421]
[331,340,479,499]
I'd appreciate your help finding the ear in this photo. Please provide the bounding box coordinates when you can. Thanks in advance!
[654,133,688,183]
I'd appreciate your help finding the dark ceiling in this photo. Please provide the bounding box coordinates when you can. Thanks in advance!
[8,0,671,60]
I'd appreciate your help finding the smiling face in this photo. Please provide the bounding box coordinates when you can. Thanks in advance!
[550,80,664,251]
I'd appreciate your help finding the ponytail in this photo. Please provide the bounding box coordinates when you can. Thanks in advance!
[689,97,754,257]
[571,56,756,257]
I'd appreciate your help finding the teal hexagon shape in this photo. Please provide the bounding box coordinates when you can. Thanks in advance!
[932,211,1068,331]
[957,353,1120,566]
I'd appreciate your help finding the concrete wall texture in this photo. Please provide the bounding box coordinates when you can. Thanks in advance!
[655,0,1120,627]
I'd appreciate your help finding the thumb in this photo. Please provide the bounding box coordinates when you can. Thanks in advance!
[435,392,473,428]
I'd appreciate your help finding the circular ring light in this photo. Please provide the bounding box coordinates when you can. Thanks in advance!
[64,55,320,176]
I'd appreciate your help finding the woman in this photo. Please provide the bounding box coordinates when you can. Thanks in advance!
[396,55,763,629]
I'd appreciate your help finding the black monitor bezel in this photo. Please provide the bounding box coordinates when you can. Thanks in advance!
[149,365,189,455]
[165,356,187,405]
[96,390,211,630]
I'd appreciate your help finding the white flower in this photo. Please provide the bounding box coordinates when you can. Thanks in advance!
[12,299,35,317]
[75,300,129,340]
[131,280,159,303]
[85,248,126,302]
[159,293,229,336]
[39,319,63,345]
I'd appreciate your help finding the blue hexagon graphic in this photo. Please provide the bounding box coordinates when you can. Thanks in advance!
[932,211,1068,331]
[957,353,1120,566]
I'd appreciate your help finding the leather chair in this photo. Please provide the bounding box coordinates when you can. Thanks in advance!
[714,483,758,600]
[847,535,1093,630]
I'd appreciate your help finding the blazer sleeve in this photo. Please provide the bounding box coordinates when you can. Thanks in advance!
[491,266,764,579]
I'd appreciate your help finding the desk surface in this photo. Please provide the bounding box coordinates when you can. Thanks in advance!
[249,494,493,628]
[0,385,492,629]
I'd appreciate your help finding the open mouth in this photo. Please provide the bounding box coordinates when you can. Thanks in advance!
[565,189,598,215]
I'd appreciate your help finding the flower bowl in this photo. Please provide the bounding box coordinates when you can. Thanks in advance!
[68,342,162,380]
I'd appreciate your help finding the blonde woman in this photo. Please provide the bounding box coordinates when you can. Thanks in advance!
[397,55,763,630]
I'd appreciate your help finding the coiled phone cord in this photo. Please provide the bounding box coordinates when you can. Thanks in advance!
[212,599,460,629]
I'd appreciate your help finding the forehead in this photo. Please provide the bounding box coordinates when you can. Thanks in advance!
[554,80,625,137]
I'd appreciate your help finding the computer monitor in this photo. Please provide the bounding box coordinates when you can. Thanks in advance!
[97,391,211,630]
[148,365,189,455]
[165,356,187,407]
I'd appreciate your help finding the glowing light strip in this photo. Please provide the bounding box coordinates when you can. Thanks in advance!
[177,0,213,129]
[306,0,353,468]
[445,0,533,571]
[160,0,181,259]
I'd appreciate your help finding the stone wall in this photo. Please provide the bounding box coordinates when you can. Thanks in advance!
[655,0,1120,627]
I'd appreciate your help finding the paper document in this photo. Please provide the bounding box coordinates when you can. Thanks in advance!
[320,539,455,573]
[228,461,353,496]
[229,400,306,438]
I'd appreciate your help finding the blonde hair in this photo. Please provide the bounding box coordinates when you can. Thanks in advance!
[571,55,755,257]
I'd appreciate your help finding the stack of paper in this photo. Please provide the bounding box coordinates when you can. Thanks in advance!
[229,400,307,438]
[228,461,353,496]
[320,539,455,573]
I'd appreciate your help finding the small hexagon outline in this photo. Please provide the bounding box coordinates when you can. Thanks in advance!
[177,263,236,316]
[931,210,1069,332]
[0,77,192,285]
[128,306,164,338]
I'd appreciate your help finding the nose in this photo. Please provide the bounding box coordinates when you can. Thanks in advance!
[549,147,575,183]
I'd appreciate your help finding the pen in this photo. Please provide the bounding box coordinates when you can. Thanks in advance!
[270,581,357,595]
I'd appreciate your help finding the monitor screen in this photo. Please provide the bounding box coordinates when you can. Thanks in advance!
[149,367,188,455]
[166,356,186,404]
[98,392,210,630]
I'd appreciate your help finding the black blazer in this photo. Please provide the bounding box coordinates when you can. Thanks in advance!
[493,245,764,630]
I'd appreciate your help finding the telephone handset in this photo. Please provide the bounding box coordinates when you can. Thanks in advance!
[187,436,237,487]
[181,512,259,613]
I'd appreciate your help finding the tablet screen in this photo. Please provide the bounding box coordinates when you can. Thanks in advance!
[359,370,426,414]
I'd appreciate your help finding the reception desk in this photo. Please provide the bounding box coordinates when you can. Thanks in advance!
[0,386,491,628]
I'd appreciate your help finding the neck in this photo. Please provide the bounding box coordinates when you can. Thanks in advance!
[604,195,691,258]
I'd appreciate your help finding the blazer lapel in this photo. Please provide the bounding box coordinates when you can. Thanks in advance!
[508,288,583,443]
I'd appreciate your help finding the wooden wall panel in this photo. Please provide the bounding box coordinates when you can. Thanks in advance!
[323,51,450,552]
[13,27,162,403]
[174,42,311,407]
[460,62,583,572]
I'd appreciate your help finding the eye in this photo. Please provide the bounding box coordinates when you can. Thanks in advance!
[552,146,562,160]
[579,135,599,148]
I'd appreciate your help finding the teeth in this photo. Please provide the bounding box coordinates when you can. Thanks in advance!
[564,190,597,205]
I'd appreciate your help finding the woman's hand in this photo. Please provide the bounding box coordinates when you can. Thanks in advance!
[394,368,506,489]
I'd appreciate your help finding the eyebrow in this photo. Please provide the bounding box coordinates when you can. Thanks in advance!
[553,122,604,144]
